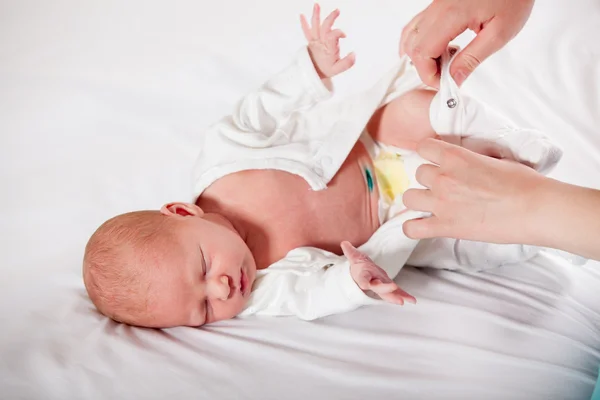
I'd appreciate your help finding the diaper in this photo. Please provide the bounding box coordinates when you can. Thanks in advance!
[360,131,428,224]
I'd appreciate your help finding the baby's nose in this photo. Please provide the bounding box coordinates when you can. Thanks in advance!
[209,275,233,301]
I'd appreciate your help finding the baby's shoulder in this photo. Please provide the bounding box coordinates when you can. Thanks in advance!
[197,168,313,212]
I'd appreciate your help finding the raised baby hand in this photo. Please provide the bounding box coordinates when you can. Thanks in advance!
[300,3,355,79]
[341,241,416,306]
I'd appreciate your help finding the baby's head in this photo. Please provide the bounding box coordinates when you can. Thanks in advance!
[83,202,256,328]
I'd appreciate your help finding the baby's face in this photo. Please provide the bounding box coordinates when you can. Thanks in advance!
[151,205,257,327]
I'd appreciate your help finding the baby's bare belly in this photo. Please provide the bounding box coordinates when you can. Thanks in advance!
[198,142,380,269]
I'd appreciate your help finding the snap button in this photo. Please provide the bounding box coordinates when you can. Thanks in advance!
[446,98,457,108]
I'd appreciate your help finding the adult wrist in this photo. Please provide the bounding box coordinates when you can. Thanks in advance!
[525,176,565,248]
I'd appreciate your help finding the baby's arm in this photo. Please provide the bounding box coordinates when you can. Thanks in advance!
[227,5,353,136]
[300,4,355,81]
[239,211,424,320]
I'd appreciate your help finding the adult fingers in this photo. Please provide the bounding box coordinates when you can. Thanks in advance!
[450,18,509,86]
[403,4,469,87]
[415,163,439,188]
[412,9,468,66]
[416,138,449,165]
[416,138,475,171]
[402,189,436,213]
[403,14,440,88]
[410,52,440,88]
[399,10,424,56]
[403,215,448,240]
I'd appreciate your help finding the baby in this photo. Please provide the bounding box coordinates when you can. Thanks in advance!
[83,5,561,328]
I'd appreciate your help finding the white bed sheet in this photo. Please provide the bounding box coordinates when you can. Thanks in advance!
[1,0,599,399]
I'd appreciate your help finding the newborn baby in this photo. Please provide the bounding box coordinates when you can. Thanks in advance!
[83,5,561,328]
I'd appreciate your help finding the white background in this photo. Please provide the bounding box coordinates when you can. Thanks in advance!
[1,1,599,399]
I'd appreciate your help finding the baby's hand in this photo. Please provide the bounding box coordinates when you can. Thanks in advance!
[300,4,355,79]
[341,241,417,306]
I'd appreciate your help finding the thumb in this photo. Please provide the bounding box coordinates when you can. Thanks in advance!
[341,241,364,264]
[450,18,508,86]
[341,241,376,266]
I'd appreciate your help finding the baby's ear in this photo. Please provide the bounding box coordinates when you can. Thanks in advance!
[160,202,204,217]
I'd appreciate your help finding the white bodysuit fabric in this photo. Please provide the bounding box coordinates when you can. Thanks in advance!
[192,46,563,320]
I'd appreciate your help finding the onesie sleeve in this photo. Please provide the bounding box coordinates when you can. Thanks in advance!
[238,211,424,320]
[226,46,332,139]
[237,247,374,320]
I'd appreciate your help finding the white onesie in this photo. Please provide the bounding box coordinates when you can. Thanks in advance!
[192,46,563,321]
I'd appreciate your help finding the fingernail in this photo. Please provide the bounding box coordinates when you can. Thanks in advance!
[406,297,417,305]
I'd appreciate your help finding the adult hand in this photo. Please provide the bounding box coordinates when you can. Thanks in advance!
[400,0,535,87]
[402,138,547,245]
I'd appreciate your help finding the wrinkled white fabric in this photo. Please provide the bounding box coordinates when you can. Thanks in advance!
[4,2,600,398]
[192,46,562,320]
[239,212,418,319]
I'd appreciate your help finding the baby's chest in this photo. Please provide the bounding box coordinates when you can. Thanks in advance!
[202,145,380,267]
[253,173,377,267]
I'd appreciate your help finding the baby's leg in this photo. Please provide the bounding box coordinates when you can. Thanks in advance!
[369,88,545,271]
[366,89,437,150]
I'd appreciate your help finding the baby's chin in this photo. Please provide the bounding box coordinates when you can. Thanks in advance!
[200,297,252,326]
[225,297,252,322]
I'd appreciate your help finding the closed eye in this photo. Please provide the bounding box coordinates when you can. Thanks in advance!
[199,245,208,276]
[198,245,210,323]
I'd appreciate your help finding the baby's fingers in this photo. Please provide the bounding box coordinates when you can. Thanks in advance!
[370,279,416,304]
[341,241,372,264]
[372,281,417,304]
[321,8,340,37]
[330,52,356,76]
[326,29,346,43]
[369,280,399,294]
[311,3,321,38]
[300,14,312,41]
[380,288,417,305]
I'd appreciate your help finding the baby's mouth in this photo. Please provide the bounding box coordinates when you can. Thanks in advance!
[240,267,248,296]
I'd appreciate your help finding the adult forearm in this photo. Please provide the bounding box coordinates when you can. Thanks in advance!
[531,179,600,261]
